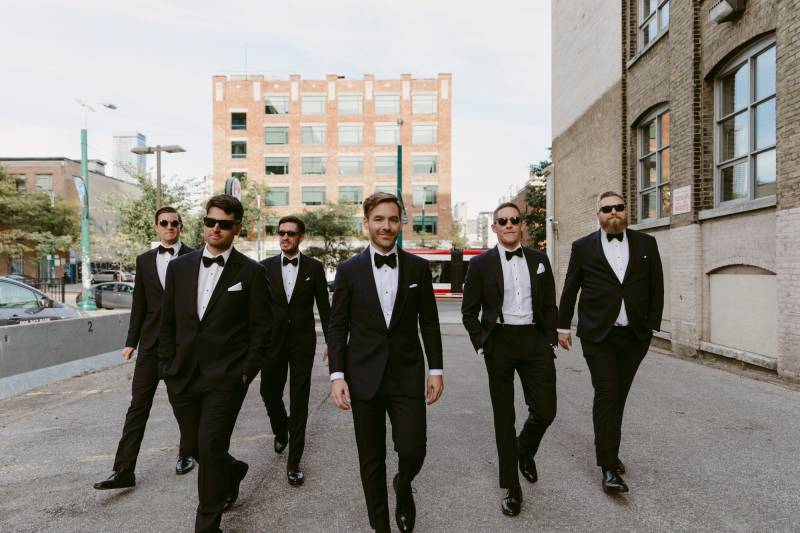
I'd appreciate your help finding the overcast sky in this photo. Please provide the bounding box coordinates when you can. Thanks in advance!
[1,0,550,219]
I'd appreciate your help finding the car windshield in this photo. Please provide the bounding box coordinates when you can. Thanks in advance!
[0,281,40,309]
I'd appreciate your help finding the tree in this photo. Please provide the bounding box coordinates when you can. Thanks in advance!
[523,157,551,251]
[301,201,362,272]
[449,218,468,249]
[240,182,271,237]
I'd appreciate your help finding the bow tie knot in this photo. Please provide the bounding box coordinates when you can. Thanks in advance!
[157,245,175,255]
[606,232,624,242]
[282,256,298,267]
[505,248,523,261]
[202,255,225,268]
[374,253,397,269]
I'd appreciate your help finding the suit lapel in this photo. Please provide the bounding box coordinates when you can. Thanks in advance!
[622,230,638,283]
[189,251,202,322]
[594,230,619,283]
[522,247,537,312]
[488,247,504,303]
[202,249,242,321]
[360,248,387,331]
[295,254,309,299]
[270,256,288,304]
[388,250,410,331]
[147,249,162,292]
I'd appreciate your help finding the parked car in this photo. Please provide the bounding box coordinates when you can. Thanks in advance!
[3,273,38,287]
[91,269,134,283]
[0,277,80,326]
[76,282,135,310]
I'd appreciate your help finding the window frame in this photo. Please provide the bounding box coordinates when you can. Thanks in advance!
[301,186,326,206]
[411,154,438,175]
[412,185,438,207]
[338,124,364,145]
[231,112,247,130]
[637,107,671,221]
[375,123,400,145]
[375,155,398,176]
[301,124,326,145]
[231,141,247,159]
[412,214,438,234]
[375,94,401,115]
[264,156,289,175]
[264,95,289,114]
[338,185,364,205]
[266,187,290,207]
[338,94,363,115]
[412,123,437,145]
[301,94,326,115]
[265,126,289,145]
[638,0,669,51]
[412,93,438,115]
[338,155,364,176]
[301,156,327,176]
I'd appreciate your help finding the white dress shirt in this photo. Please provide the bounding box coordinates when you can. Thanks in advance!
[281,252,300,302]
[156,241,181,289]
[197,244,234,320]
[330,243,442,381]
[496,243,534,325]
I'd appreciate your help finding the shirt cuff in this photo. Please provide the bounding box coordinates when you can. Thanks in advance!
[557,328,572,334]
[477,348,484,356]
[330,372,345,381]
[429,369,443,376]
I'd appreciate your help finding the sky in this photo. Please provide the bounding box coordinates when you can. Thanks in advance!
[1,0,551,220]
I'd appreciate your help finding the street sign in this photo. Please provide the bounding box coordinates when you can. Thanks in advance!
[673,185,691,215]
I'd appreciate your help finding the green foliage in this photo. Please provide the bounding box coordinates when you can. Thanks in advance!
[240,182,271,234]
[449,219,468,249]
[301,201,362,272]
[523,157,551,251]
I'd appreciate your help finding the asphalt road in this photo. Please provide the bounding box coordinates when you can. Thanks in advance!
[1,304,799,532]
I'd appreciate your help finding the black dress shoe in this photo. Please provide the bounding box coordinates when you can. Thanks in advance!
[615,458,626,475]
[274,433,288,455]
[517,441,538,484]
[287,468,305,486]
[393,474,416,532]
[501,486,522,516]
[223,461,249,512]
[601,468,629,494]
[175,456,195,475]
[93,471,135,490]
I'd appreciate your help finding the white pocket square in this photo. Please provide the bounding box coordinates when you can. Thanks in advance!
[305,277,311,281]
[227,282,243,292]
[409,283,418,288]
[536,263,546,275]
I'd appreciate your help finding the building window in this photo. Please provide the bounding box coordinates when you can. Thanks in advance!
[412,185,438,207]
[231,112,247,130]
[265,216,280,235]
[715,37,776,203]
[638,109,670,220]
[301,95,326,115]
[639,0,669,50]
[375,155,398,176]
[302,186,326,206]
[412,154,437,175]
[265,127,289,144]
[12,174,26,191]
[265,95,289,114]
[265,157,289,175]
[231,142,247,159]
[375,124,399,145]
[339,185,363,205]
[301,125,326,145]
[35,174,53,191]
[301,156,326,175]
[413,214,437,234]
[338,94,363,115]
[375,184,397,195]
[375,94,400,115]
[339,155,364,176]
[412,94,437,114]
[266,187,289,206]
[338,124,363,145]
[412,124,437,145]
[231,172,247,185]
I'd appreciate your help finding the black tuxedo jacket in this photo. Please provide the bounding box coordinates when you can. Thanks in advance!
[125,243,193,353]
[327,248,443,401]
[261,253,330,358]
[557,228,664,343]
[158,247,272,394]
[461,246,558,355]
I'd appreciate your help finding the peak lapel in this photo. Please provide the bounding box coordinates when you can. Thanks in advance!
[488,247,504,302]
[388,250,410,331]
[622,230,639,283]
[202,250,242,321]
[270,256,288,304]
[360,248,387,331]
[594,230,619,283]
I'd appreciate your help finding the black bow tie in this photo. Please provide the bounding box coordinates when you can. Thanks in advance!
[374,253,397,269]
[505,248,523,261]
[157,245,175,255]
[607,233,624,242]
[282,256,298,267]
[202,255,225,268]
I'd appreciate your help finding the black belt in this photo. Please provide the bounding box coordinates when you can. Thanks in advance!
[495,322,536,329]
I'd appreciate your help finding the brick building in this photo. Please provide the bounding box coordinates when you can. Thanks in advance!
[551,1,800,379]
[211,73,453,246]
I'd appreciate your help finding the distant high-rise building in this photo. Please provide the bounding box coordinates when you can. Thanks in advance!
[112,132,146,180]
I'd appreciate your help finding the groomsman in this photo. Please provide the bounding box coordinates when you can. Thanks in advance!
[557,191,663,494]
[329,192,443,533]
[260,215,330,486]
[159,195,272,532]
[461,202,558,517]
[94,207,194,491]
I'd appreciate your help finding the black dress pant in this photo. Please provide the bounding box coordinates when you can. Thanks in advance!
[260,333,314,470]
[167,373,249,533]
[580,326,650,468]
[350,373,427,533]
[484,324,557,488]
[112,350,188,473]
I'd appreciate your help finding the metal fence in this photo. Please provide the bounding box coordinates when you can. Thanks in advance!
[28,278,67,303]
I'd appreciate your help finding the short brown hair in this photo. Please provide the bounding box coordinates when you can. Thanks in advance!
[205,194,244,221]
[154,206,182,226]
[278,215,305,234]
[362,192,402,218]
[597,191,624,211]
[493,202,521,220]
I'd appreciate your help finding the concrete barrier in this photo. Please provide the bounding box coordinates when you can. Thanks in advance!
[0,311,130,379]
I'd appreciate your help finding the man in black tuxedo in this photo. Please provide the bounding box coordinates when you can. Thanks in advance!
[260,215,330,486]
[94,207,195,491]
[329,192,443,533]
[461,202,558,517]
[558,191,663,494]
[159,195,272,533]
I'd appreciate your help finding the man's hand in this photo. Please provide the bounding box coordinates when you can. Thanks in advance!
[322,348,328,365]
[558,332,572,350]
[122,347,135,360]
[426,375,444,405]
[331,379,351,410]
[242,374,248,384]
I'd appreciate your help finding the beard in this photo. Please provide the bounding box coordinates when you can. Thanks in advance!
[600,215,627,234]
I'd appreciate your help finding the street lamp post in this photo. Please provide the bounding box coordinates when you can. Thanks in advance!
[131,145,186,210]
[396,118,404,249]
[75,99,116,311]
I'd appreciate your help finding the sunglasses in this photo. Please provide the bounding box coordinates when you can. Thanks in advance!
[158,219,180,228]
[599,204,626,214]
[277,230,299,237]
[203,217,240,230]
[495,216,521,226]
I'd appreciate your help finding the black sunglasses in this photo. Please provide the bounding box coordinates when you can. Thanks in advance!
[277,230,299,237]
[158,219,180,228]
[599,204,626,214]
[203,217,240,230]
[495,216,521,226]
